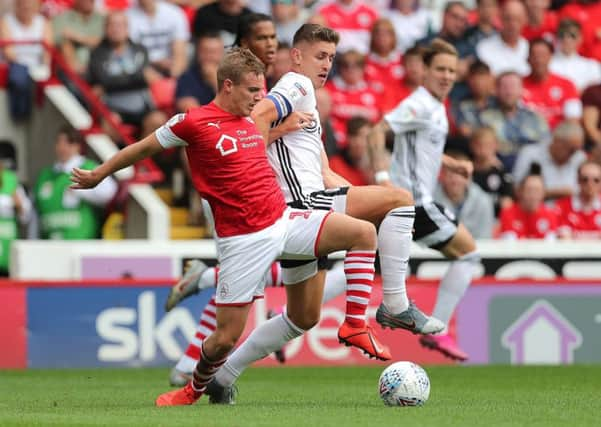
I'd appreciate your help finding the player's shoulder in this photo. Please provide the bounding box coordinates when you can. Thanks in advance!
[275,72,313,93]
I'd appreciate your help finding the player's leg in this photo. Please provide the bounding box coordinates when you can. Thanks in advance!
[156,226,280,406]
[312,211,390,360]
[165,260,214,311]
[345,185,444,334]
[420,223,478,361]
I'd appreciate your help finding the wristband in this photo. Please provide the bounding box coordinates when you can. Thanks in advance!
[374,170,390,184]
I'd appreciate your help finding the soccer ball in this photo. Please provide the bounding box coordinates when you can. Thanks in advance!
[378,361,430,407]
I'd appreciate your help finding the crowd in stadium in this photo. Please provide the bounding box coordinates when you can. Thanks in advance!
[2,0,601,252]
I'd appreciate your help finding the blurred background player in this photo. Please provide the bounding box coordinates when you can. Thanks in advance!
[368,38,480,362]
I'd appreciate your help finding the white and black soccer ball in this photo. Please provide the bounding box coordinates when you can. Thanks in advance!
[378,361,430,407]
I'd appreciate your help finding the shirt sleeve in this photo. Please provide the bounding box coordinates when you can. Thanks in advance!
[384,97,430,134]
[155,113,190,148]
[267,73,314,121]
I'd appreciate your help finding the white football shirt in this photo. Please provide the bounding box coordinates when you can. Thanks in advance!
[266,72,324,203]
[385,86,448,205]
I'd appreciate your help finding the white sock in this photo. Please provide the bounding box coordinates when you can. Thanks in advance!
[322,261,346,303]
[378,206,415,314]
[215,312,304,387]
[197,267,217,291]
[432,251,479,330]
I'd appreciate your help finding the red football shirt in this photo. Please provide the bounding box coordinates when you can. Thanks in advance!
[365,52,404,113]
[522,73,581,128]
[555,195,601,239]
[318,2,378,54]
[522,12,558,42]
[155,103,286,237]
[499,203,559,239]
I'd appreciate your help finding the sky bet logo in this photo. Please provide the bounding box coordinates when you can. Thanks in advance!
[95,291,197,363]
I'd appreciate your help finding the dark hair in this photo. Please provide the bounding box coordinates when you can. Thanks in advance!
[444,1,467,13]
[529,37,554,55]
[557,18,581,37]
[57,125,84,145]
[422,38,458,66]
[278,41,291,50]
[469,59,491,75]
[217,48,265,90]
[346,116,370,136]
[293,23,339,46]
[403,44,425,61]
[235,13,274,47]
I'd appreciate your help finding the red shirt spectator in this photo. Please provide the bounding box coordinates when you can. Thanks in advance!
[499,202,559,239]
[522,9,558,42]
[522,38,582,129]
[499,173,559,239]
[325,50,380,149]
[555,161,601,239]
[318,0,378,54]
[328,116,372,185]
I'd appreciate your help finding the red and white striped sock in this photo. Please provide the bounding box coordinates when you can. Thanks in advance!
[344,251,376,328]
[191,343,227,396]
[175,296,217,373]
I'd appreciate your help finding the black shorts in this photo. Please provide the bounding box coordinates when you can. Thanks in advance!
[413,202,458,250]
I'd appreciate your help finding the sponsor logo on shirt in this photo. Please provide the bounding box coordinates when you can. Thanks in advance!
[294,82,307,96]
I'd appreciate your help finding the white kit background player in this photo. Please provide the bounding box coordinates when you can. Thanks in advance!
[368,38,480,361]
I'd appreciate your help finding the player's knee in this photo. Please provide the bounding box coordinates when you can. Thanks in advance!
[211,330,240,355]
[352,220,377,249]
[391,187,413,207]
[288,310,320,330]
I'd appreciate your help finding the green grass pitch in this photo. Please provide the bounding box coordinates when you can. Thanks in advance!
[1,365,600,426]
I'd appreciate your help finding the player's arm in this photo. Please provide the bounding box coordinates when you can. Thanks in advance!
[268,111,315,143]
[251,98,279,146]
[367,119,393,186]
[442,153,473,179]
[321,147,351,188]
[71,133,164,189]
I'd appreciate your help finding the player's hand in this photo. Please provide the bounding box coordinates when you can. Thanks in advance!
[70,167,103,189]
[281,111,314,133]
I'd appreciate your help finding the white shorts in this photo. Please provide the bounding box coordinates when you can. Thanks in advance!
[214,207,332,306]
[282,187,349,285]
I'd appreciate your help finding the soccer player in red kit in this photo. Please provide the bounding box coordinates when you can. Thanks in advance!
[71,48,386,407]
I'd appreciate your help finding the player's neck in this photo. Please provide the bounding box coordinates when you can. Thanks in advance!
[213,95,237,116]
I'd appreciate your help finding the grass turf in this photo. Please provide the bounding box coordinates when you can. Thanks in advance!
[0,365,600,427]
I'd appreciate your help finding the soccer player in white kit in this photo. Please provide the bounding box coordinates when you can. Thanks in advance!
[71,48,383,407]
[201,24,445,404]
[368,38,480,361]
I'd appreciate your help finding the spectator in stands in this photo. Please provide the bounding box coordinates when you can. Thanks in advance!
[267,42,291,90]
[454,60,495,138]
[522,38,582,129]
[271,0,309,46]
[0,0,53,71]
[522,0,557,42]
[462,0,498,53]
[0,142,32,276]
[317,0,378,54]
[175,31,223,112]
[469,126,513,216]
[550,19,601,92]
[417,2,471,80]
[328,116,372,186]
[52,0,104,75]
[385,0,433,54]
[556,161,601,239]
[476,0,530,76]
[0,0,53,119]
[325,49,381,149]
[479,71,550,169]
[364,18,403,113]
[88,12,167,138]
[126,0,190,79]
[32,127,117,239]
[512,121,586,200]
[393,45,425,106]
[434,149,495,238]
[316,87,338,156]
[582,82,601,148]
[192,0,252,46]
[559,0,601,63]
[499,171,559,239]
